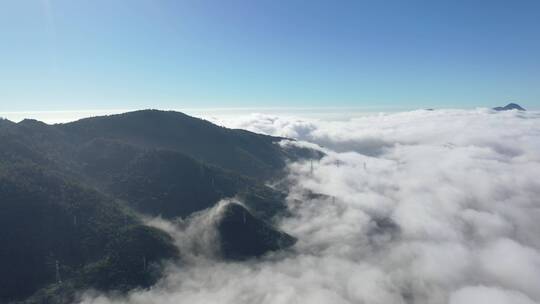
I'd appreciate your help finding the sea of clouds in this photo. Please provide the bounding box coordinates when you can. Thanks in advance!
[81,108,540,304]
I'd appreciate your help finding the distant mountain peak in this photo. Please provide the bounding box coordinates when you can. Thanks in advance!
[493,103,526,111]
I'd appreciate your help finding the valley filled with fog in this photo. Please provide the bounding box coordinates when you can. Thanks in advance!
[81,109,540,304]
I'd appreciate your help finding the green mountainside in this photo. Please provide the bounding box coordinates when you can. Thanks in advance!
[0,164,178,302]
[0,110,317,303]
[59,110,294,180]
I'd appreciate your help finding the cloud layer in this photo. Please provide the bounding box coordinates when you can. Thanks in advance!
[81,109,540,304]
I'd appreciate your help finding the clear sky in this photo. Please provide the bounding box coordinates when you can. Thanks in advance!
[1,0,539,111]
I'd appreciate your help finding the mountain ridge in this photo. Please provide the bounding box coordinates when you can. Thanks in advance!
[0,109,315,303]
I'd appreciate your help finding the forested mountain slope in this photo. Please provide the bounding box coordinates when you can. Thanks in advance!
[0,110,316,303]
[59,110,296,180]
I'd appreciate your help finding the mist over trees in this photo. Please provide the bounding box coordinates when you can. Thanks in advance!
[0,110,312,303]
[3,108,539,304]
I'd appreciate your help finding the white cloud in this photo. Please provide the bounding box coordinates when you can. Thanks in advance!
[80,109,540,304]
[479,238,540,298]
[450,286,537,304]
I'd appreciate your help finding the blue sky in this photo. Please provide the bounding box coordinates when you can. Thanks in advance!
[0,0,539,111]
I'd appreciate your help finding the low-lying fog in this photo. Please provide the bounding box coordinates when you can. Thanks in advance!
[82,109,540,304]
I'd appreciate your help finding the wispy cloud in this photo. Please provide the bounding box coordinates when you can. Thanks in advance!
[81,109,540,304]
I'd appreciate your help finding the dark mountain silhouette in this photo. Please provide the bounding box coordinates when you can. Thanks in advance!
[493,103,526,111]
[217,203,297,260]
[0,110,311,303]
[59,110,310,180]
[0,164,178,302]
